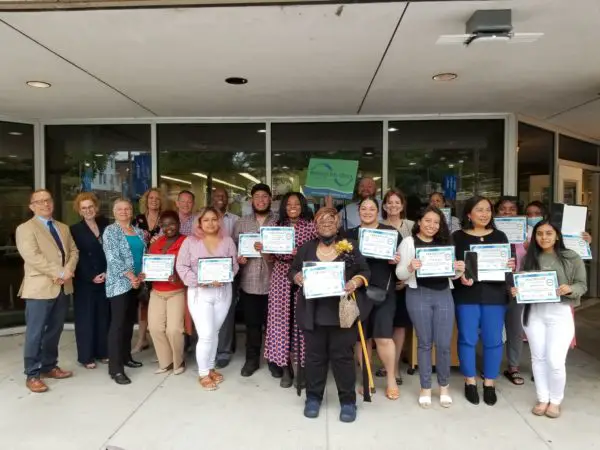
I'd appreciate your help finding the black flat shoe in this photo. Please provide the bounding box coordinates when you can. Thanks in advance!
[125,360,143,369]
[241,360,259,377]
[464,383,480,405]
[269,363,283,379]
[111,373,131,385]
[483,385,497,406]
[280,366,293,388]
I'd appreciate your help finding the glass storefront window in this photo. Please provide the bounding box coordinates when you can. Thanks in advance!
[157,123,266,216]
[45,124,152,223]
[271,122,383,211]
[0,121,34,325]
[388,120,504,220]
[518,123,555,211]
[559,134,599,166]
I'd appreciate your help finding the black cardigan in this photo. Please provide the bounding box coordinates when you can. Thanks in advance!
[289,237,371,331]
[70,216,109,284]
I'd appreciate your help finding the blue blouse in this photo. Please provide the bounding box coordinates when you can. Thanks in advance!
[125,235,144,275]
[102,223,146,298]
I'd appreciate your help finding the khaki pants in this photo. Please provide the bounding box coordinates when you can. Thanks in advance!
[148,289,185,370]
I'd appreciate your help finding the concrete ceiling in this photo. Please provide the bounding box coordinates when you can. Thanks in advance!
[0,0,599,140]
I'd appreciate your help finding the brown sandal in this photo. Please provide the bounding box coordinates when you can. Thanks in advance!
[209,369,224,384]
[386,386,400,400]
[199,376,218,391]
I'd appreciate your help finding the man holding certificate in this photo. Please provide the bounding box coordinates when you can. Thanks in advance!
[176,206,239,391]
[511,220,587,419]
[141,210,187,376]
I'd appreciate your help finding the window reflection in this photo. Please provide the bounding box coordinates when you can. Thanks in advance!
[518,123,555,211]
[157,124,266,216]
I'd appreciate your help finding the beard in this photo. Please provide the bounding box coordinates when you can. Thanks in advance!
[252,201,271,215]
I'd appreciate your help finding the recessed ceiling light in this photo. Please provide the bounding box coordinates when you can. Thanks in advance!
[409,162,416,166]
[432,73,458,82]
[225,77,248,85]
[365,151,374,156]
[94,153,103,157]
[8,131,23,136]
[282,166,289,170]
[388,128,398,132]
[26,80,51,88]
[448,164,455,168]
[257,129,266,133]
[84,162,91,167]
[459,159,464,163]
[8,155,18,158]
[274,153,282,157]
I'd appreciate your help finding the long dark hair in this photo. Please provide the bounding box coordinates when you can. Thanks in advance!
[522,219,574,272]
[461,195,495,230]
[277,192,312,225]
[411,206,451,245]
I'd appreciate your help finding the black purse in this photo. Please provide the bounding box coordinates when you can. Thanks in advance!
[365,274,391,305]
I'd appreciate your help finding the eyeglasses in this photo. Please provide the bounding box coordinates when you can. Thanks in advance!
[31,198,53,206]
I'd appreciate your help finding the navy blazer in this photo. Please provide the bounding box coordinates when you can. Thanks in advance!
[71,216,110,284]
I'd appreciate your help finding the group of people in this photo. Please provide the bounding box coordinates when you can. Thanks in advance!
[15,176,589,424]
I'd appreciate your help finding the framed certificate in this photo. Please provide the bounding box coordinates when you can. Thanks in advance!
[415,246,455,278]
[197,257,234,283]
[514,271,560,304]
[359,228,398,260]
[142,254,175,281]
[469,244,511,282]
[494,217,527,244]
[260,227,295,254]
[440,208,452,227]
[563,234,592,260]
[302,262,346,299]
[238,233,261,258]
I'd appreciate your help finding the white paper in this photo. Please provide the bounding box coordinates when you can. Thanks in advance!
[415,246,455,278]
[197,258,234,283]
[359,228,398,260]
[260,227,295,254]
[563,234,592,260]
[142,254,175,281]
[440,208,452,227]
[470,244,511,282]
[494,217,527,244]
[302,262,346,299]
[238,233,261,258]
[514,271,560,304]
[562,205,587,233]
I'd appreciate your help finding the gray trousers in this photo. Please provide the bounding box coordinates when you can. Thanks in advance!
[216,280,238,361]
[24,291,69,378]
[406,285,455,389]
[505,300,524,368]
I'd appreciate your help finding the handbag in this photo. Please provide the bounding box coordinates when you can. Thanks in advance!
[339,292,360,328]
[366,274,391,305]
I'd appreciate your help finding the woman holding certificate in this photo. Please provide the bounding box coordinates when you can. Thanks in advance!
[452,196,516,406]
[290,207,371,423]
[103,199,146,385]
[263,192,316,388]
[142,210,187,375]
[176,206,239,391]
[342,197,401,401]
[512,220,587,418]
[396,206,463,408]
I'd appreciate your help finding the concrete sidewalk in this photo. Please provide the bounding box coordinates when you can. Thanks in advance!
[0,331,599,450]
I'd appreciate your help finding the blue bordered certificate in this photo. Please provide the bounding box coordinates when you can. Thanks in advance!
[260,227,295,254]
[142,254,175,281]
[514,271,560,304]
[302,262,346,299]
[563,234,592,260]
[415,246,455,278]
[238,233,261,258]
[197,257,234,283]
[359,228,398,260]
[441,208,452,227]
[494,217,527,244]
[469,243,511,281]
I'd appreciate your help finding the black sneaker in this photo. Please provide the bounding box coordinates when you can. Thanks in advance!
[483,385,497,406]
[241,360,259,377]
[464,383,480,405]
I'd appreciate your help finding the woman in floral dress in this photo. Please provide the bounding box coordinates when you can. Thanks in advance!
[263,192,316,388]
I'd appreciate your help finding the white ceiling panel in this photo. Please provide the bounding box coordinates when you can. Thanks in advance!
[1,4,405,117]
[0,20,153,119]
[548,100,600,141]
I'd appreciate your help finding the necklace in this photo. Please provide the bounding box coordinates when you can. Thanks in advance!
[317,245,336,258]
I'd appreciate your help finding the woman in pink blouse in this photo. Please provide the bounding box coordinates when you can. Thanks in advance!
[176,207,239,391]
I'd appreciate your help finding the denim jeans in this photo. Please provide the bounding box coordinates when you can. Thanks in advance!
[23,291,69,378]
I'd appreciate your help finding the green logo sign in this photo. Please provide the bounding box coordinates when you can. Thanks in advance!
[304,159,359,200]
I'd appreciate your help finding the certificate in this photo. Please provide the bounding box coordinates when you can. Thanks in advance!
[514,271,560,304]
[359,228,398,260]
[494,217,527,244]
[563,234,592,260]
[440,208,452,227]
[302,262,346,299]
[142,254,175,281]
[260,227,295,254]
[415,246,455,278]
[470,244,511,282]
[197,257,234,283]
[238,233,261,258]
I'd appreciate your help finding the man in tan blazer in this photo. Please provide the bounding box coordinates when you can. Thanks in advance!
[16,189,79,393]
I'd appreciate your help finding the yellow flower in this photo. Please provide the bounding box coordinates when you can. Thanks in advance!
[335,239,353,255]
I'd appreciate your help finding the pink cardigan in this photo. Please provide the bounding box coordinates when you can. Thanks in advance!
[176,236,239,287]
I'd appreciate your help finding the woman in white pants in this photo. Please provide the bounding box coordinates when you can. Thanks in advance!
[512,220,587,418]
[176,207,238,391]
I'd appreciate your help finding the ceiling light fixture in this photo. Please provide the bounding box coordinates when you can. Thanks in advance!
[257,129,266,134]
[365,151,374,156]
[274,153,282,157]
[388,128,398,132]
[192,172,245,191]
[459,159,464,163]
[238,172,261,184]
[26,81,51,88]
[282,166,289,170]
[409,162,416,166]
[225,77,248,85]
[448,164,455,168]
[94,154,103,157]
[8,131,23,136]
[432,73,458,82]
[161,175,192,185]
